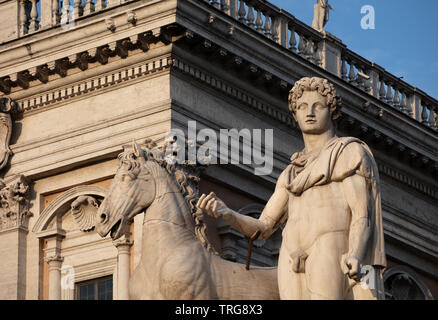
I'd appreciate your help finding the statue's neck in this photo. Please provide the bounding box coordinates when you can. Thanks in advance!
[143,174,195,231]
[139,183,206,271]
[302,129,336,154]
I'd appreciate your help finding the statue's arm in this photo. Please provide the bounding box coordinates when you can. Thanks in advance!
[340,173,373,278]
[197,169,289,240]
[224,175,289,240]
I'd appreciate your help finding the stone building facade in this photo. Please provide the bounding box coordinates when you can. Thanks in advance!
[0,0,436,300]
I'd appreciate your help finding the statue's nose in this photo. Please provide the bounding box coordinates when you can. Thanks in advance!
[307,105,316,116]
[100,213,109,224]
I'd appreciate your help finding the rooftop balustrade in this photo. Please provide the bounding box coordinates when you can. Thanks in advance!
[0,0,436,131]
[210,0,437,131]
[0,0,137,39]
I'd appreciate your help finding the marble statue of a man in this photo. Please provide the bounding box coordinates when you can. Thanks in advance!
[197,77,386,300]
[312,0,333,32]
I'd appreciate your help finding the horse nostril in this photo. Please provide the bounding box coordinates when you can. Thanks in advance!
[100,213,107,223]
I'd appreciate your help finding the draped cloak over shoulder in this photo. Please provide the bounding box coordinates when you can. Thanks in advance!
[284,136,386,269]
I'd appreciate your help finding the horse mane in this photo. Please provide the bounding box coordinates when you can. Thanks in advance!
[118,139,218,255]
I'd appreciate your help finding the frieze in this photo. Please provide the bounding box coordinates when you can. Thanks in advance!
[171,56,297,131]
[378,162,438,200]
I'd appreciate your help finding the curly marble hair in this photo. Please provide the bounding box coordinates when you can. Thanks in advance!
[288,77,342,121]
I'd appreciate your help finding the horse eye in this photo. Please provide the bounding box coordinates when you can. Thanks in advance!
[120,174,132,182]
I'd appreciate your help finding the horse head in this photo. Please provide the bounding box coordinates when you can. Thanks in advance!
[96,141,158,240]
[96,139,214,253]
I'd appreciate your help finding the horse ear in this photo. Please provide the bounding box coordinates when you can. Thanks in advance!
[132,140,144,159]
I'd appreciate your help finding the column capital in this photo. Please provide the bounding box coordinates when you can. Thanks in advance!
[45,254,63,264]
[112,228,133,248]
[46,254,63,300]
[0,174,32,233]
[113,237,133,250]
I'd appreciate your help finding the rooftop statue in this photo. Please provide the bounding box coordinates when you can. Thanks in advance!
[312,0,333,32]
[198,77,387,300]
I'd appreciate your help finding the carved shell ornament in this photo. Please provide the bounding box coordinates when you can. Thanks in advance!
[71,195,100,232]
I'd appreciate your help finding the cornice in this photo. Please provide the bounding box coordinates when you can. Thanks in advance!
[0,23,184,97]
[14,54,173,116]
[382,201,438,241]
[378,162,438,200]
[171,54,298,132]
[0,0,177,70]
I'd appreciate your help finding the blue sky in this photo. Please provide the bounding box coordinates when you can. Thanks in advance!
[271,0,438,100]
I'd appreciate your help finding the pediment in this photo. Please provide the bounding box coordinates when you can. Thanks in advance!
[32,185,107,236]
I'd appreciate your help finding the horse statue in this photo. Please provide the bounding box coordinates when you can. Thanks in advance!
[95,140,279,299]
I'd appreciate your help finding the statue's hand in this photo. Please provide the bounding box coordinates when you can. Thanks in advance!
[196,192,230,219]
[341,255,361,281]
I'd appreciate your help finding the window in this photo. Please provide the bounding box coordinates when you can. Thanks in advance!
[75,276,113,300]
[383,266,434,300]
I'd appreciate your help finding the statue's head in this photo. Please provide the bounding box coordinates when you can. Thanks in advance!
[288,77,341,134]
[95,142,157,240]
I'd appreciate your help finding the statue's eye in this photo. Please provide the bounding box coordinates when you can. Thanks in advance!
[120,174,133,182]
[315,103,325,110]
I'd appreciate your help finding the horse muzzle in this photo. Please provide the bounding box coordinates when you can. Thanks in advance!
[95,203,119,238]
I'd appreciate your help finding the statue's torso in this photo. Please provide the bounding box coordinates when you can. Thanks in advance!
[282,180,350,254]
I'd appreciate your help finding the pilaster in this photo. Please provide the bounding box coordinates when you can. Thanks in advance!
[0,174,31,299]
[113,230,133,300]
[319,31,346,76]
[44,233,65,300]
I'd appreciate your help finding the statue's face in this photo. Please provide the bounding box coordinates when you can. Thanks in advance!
[293,90,333,135]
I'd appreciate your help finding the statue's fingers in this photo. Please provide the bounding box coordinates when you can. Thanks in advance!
[212,201,218,217]
[340,259,350,275]
[205,198,215,212]
[199,193,213,208]
[206,191,216,201]
[196,194,206,208]
[349,260,359,277]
